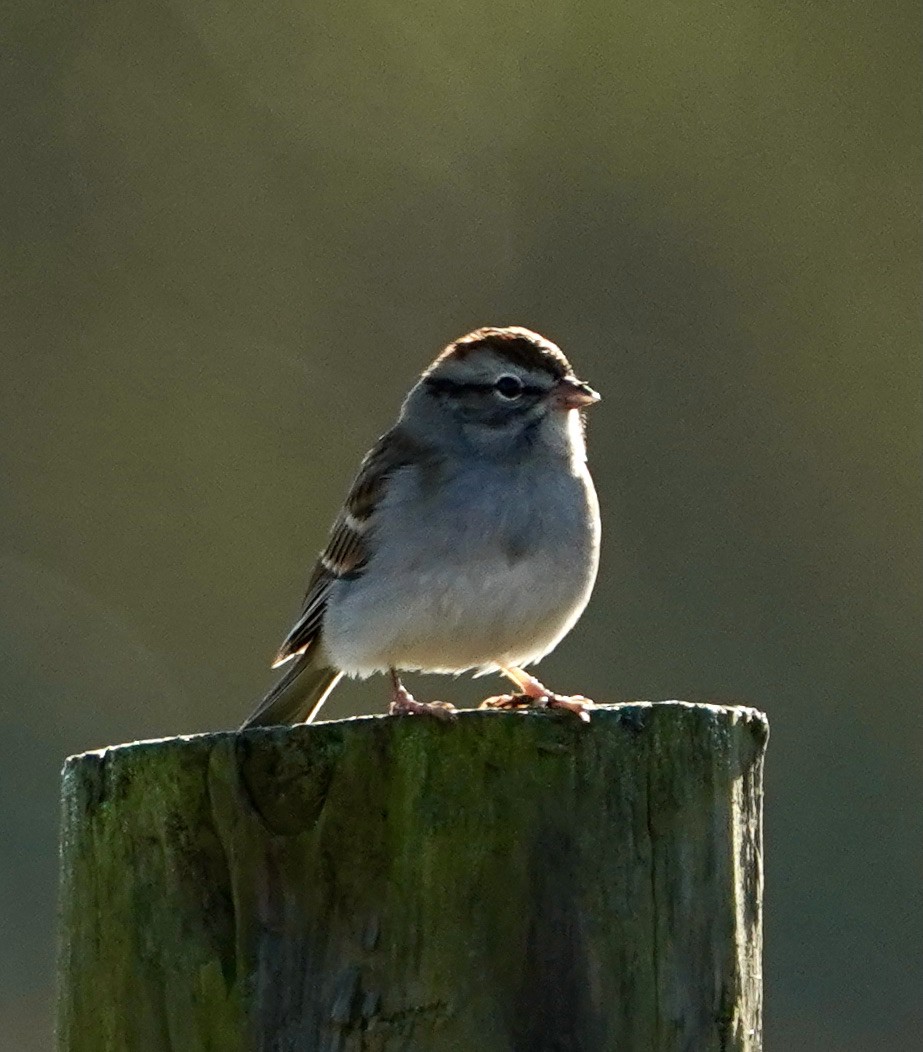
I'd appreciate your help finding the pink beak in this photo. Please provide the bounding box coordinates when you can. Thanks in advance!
[552,377,601,411]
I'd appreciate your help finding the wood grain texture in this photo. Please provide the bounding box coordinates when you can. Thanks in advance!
[57,702,767,1051]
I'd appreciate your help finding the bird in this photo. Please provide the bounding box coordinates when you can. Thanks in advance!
[241,325,601,729]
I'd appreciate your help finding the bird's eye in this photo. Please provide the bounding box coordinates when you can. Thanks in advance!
[494,374,524,399]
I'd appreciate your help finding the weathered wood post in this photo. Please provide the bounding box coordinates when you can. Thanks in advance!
[58,702,767,1051]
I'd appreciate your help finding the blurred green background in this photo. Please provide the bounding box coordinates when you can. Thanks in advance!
[1,1,919,1048]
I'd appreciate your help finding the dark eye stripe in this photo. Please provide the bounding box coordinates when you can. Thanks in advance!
[425,377,545,397]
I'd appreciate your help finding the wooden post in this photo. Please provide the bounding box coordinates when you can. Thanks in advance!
[58,702,767,1051]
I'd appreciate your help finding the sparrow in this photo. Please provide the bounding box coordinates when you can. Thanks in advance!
[241,326,601,728]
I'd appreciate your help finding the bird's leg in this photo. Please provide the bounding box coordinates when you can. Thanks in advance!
[387,669,456,721]
[481,666,596,723]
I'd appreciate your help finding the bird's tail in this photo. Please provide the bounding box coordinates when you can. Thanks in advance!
[240,652,342,729]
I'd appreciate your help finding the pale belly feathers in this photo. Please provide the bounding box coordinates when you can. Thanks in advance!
[322,453,600,677]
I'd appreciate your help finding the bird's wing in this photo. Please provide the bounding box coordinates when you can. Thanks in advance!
[271,426,426,667]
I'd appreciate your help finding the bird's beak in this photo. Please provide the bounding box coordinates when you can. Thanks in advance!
[552,377,601,410]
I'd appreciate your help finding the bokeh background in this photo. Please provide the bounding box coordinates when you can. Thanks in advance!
[2,2,919,1048]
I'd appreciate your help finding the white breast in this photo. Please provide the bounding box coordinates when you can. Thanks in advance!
[322,452,600,677]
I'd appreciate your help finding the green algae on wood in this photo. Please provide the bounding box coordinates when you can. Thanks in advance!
[57,702,767,1051]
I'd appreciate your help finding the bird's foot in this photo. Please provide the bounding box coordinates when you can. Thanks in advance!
[388,681,456,721]
[539,692,596,723]
[481,691,595,723]
[490,664,597,723]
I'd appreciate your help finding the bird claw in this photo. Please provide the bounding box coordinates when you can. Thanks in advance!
[387,673,457,721]
[388,694,457,721]
[480,691,595,723]
[542,693,595,723]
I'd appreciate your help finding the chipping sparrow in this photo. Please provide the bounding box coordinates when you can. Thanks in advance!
[241,326,601,728]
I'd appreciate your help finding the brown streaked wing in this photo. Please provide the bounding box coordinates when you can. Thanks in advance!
[271,427,427,667]
[271,559,332,667]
